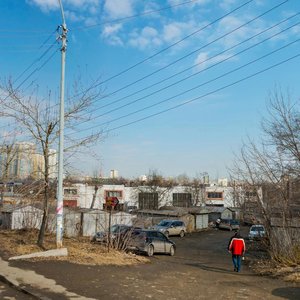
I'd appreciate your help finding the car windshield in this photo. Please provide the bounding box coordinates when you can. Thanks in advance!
[251,226,264,232]
[111,225,128,233]
[158,221,172,227]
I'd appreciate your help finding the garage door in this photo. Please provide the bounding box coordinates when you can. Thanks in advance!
[196,214,208,229]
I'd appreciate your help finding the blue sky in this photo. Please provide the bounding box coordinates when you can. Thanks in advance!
[1,0,300,179]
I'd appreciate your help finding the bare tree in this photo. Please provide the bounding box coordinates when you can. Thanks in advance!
[230,86,300,264]
[183,173,208,206]
[0,79,103,247]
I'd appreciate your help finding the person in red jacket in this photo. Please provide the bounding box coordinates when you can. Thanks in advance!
[228,232,246,272]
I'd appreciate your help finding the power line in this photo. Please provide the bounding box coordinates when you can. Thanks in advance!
[70,38,300,136]
[69,0,256,100]
[7,0,256,122]
[70,2,290,123]
[97,23,298,123]
[74,0,201,30]
[83,12,300,121]
[14,39,59,85]
[103,53,300,134]
[0,45,60,131]
[80,0,288,109]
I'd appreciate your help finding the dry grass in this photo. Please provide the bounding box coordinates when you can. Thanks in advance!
[0,229,149,266]
[252,259,300,283]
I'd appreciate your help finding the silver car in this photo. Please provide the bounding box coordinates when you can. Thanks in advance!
[153,220,186,237]
[248,224,266,240]
[127,229,176,257]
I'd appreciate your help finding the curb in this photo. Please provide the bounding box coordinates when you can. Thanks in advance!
[0,273,42,299]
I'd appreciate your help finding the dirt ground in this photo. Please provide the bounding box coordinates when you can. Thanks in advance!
[0,229,149,266]
[1,227,300,299]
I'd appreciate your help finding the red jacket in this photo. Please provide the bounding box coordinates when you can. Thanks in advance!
[229,237,245,255]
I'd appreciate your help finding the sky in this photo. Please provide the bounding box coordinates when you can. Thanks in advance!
[0,0,300,180]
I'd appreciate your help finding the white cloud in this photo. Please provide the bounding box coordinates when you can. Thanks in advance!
[28,0,99,14]
[102,24,123,38]
[216,16,252,47]
[163,23,183,42]
[219,0,237,10]
[129,26,162,50]
[103,0,135,18]
[168,0,211,8]
[194,51,236,71]
[27,0,59,12]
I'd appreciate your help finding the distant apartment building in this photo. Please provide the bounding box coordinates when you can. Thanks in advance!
[0,142,57,180]
[110,169,119,179]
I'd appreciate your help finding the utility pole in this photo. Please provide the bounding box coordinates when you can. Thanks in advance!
[56,0,67,248]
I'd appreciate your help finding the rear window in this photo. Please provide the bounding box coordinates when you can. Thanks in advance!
[174,221,184,226]
[221,219,230,224]
[230,220,239,225]
[251,226,264,232]
[158,220,172,227]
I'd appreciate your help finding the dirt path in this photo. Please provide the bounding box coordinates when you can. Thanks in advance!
[8,228,300,299]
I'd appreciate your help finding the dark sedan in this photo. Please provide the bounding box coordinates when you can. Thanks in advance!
[126,229,176,257]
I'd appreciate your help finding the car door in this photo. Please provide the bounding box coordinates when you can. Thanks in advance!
[155,232,167,253]
[168,221,177,236]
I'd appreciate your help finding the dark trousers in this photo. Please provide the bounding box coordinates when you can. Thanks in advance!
[232,255,242,272]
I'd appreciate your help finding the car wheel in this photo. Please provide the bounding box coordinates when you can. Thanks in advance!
[169,245,175,256]
[179,230,185,238]
[147,244,154,257]
[164,231,169,237]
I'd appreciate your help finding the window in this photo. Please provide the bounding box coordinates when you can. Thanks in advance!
[157,232,167,240]
[173,193,192,207]
[138,193,158,210]
[174,221,184,227]
[64,188,77,195]
[105,190,123,198]
[207,192,223,199]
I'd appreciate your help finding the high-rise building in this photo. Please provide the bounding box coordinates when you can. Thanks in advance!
[0,142,57,180]
[110,169,119,179]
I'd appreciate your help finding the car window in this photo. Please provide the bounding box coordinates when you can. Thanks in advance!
[158,220,172,227]
[251,226,264,232]
[149,231,159,238]
[157,232,167,240]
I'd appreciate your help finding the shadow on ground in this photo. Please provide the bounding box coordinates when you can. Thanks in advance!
[272,287,300,300]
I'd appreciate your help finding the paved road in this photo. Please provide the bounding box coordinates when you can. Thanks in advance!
[6,228,300,299]
[0,281,35,299]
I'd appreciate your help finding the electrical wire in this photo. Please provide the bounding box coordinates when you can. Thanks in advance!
[73,0,201,30]
[68,0,256,101]
[102,53,300,134]
[97,21,300,119]
[80,11,300,122]
[77,0,287,113]
[70,38,300,136]
[3,0,256,124]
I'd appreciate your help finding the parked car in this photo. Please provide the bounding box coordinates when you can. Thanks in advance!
[153,220,186,237]
[91,224,135,244]
[218,219,240,231]
[126,229,176,256]
[248,224,266,240]
[126,205,138,213]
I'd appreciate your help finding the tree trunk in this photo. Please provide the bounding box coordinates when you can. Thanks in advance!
[37,144,50,248]
[90,185,99,209]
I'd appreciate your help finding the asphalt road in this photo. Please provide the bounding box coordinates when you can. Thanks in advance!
[7,227,300,300]
[0,281,35,299]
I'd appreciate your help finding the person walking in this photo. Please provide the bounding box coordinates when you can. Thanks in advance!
[228,232,246,272]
